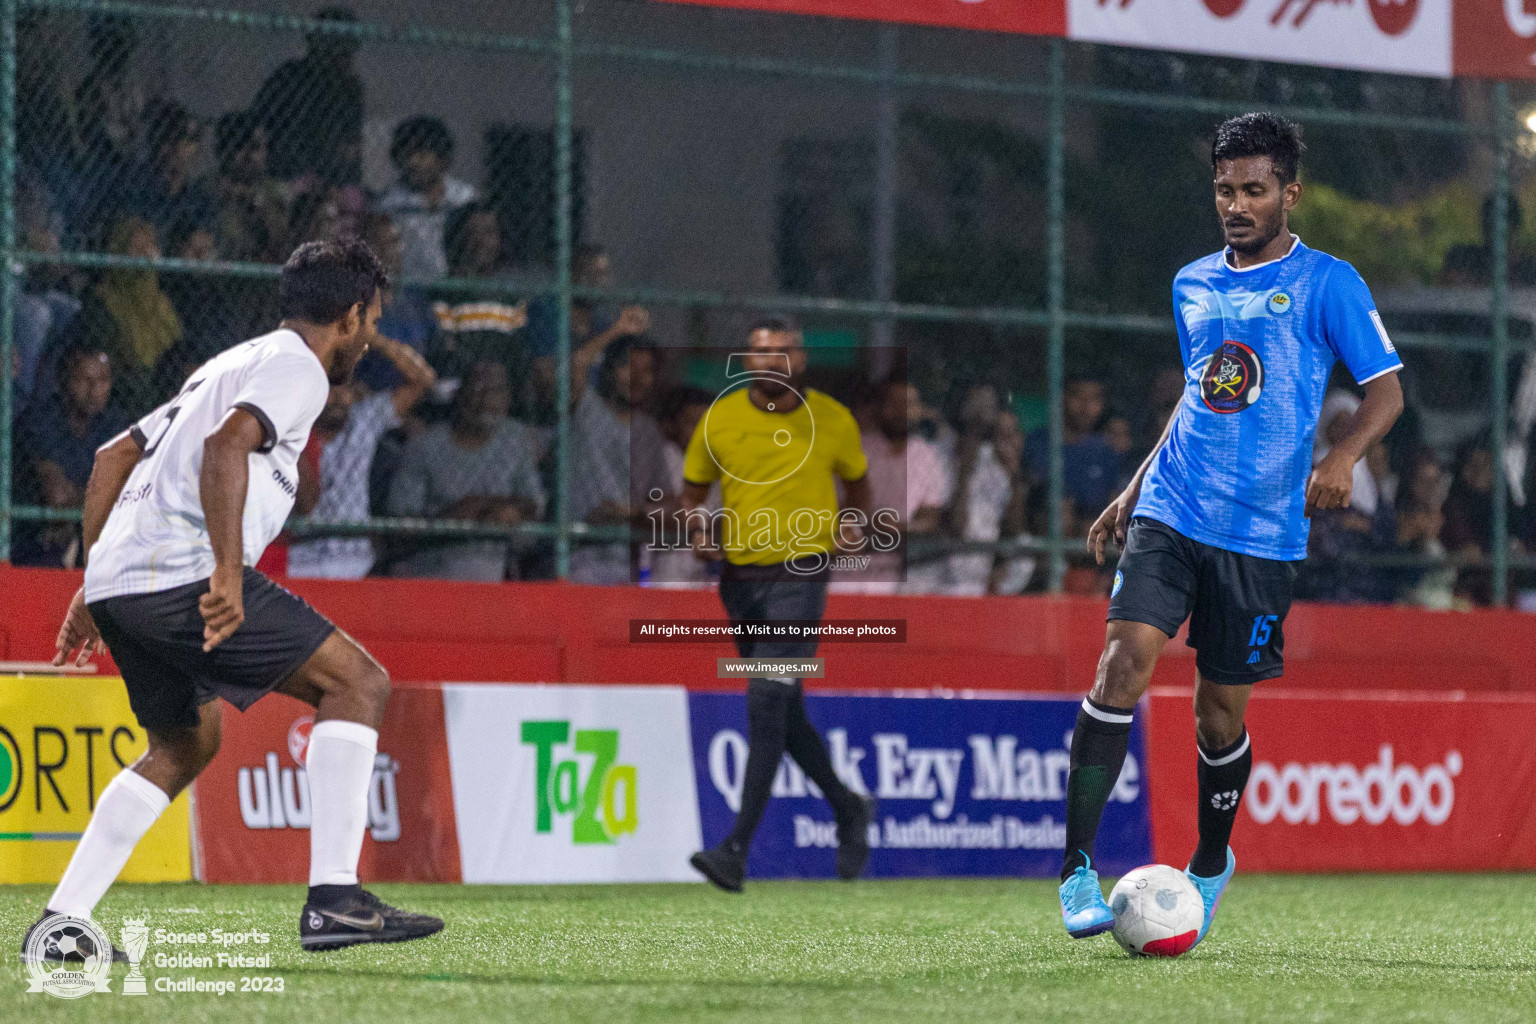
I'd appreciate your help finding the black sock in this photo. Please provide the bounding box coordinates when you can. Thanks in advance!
[727,679,793,852]
[1060,697,1134,881]
[1191,728,1252,877]
[782,684,859,817]
[307,882,362,908]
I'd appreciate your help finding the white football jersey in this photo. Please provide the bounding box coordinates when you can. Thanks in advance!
[83,328,330,601]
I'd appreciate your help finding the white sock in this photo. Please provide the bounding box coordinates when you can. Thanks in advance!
[48,769,170,918]
[306,720,378,887]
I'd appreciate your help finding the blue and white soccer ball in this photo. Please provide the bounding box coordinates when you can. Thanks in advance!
[1108,864,1203,957]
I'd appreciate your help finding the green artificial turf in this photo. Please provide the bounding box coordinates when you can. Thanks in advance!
[1,875,1532,1022]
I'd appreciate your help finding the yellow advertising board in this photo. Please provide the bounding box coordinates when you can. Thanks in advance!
[0,675,191,883]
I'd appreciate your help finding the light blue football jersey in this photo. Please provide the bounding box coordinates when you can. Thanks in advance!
[1135,237,1403,561]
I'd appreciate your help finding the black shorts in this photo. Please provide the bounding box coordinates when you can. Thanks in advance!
[1107,516,1296,685]
[89,567,336,732]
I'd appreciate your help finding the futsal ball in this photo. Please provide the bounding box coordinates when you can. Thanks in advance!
[44,922,101,965]
[1108,864,1204,957]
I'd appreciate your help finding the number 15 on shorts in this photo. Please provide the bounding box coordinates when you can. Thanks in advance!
[1248,614,1277,647]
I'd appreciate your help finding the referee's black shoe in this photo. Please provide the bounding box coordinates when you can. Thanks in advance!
[300,887,444,951]
[690,841,747,893]
[836,795,878,881]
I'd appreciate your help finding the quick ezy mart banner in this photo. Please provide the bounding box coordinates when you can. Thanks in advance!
[689,691,1153,878]
[0,676,190,884]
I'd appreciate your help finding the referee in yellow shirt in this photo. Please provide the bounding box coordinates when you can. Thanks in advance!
[682,318,878,892]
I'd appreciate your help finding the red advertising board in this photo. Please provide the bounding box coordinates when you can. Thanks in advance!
[1452,1,1536,80]
[1148,689,1536,871]
[193,684,462,884]
[654,0,1066,35]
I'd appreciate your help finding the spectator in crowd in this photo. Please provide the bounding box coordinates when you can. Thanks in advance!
[1299,390,1396,603]
[387,360,546,582]
[648,385,716,585]
[1135,365,1186,463]
[1025,374,1120,533]
[252,5,363,186]
[989,409,1037,595]
[1442,438,1499,605]
[17,12,81,195]
[353,211,437,392]
[152,222,273,405]
[378,116,478,282]
[568,336,670,585]
[526,245,650,425]
[128,99,216,242]
[839,378,951,593]
[946,384,1026,596]
[212,110,290,263]
[14,221,80,412]
[70,215,181,411]
[74,14,146,228]
[13,347,129,567]
[289,338,437,579]
[1439,196,1536,288]
[1103,413,1136,492]
[430,204,530,409]
[287,188,342,246]
[1392,447,1455,609]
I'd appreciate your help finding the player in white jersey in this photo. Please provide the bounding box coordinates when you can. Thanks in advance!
[23,240,443,959]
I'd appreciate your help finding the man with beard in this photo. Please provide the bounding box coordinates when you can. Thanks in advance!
[33,240,444,957]
[683,319,878,891]
[1057,113,1403,950]
[386,359,545,581]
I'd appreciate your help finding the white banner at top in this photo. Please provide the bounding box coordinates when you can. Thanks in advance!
[1067,0,1453,79]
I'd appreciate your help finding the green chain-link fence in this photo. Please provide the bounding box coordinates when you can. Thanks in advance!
[2,0,1528,605]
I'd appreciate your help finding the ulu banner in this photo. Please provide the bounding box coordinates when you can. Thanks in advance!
[193,685,462,884]
[442,684,704,883]
[0,676,191,884]
[689,691,1152,878]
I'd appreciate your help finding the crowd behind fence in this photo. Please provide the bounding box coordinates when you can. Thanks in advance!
[4,0,1534,608]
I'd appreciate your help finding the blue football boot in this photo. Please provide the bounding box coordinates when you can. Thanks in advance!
[1059,854,1115,938]
[1184,847,1236,949]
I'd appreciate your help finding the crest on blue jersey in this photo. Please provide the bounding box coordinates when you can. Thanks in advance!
[1198,340,1264,414]
[1267,291,1293,315]
[1112,570,1124,597]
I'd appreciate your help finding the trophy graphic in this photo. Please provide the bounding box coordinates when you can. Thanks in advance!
[120,918,149,996]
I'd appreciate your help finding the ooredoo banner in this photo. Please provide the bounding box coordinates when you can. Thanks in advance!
[0,676,191,884]
[1453,1,1536,80]
[193,686,462,883]
[1148,690,1536,871]
[689,691,1153,878]
[1067,0,1452,78]
[442,683,704,883]
[654,0,1067,35]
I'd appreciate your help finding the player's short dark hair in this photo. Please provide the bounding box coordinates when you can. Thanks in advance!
[1211,112,1305,185]
[747,316,801,338]
[279,239,388,324]
[390,115,454,165]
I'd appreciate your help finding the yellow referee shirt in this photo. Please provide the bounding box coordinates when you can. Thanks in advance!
[683,386,867,566]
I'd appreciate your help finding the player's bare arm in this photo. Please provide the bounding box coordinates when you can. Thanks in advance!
[199,407,269,651]
[1304,371,1403,516]
[1088,400,1181,565]
[53,429,145,667]
[682,479,720,561]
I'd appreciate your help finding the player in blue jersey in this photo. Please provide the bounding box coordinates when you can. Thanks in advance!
[1057,113,1404,946]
